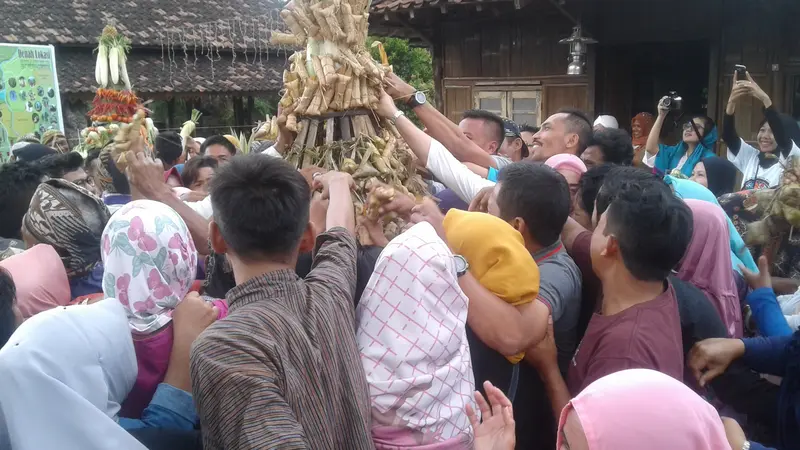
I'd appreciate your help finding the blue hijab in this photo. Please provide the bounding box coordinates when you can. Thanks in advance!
[665,176,758,274]
[656,124,718,177]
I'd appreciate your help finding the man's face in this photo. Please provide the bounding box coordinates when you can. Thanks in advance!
[499,137,524,161]
[187,140,201,158]
[530,113,573,162]
[521,130,536,148]
[53,136,69,153]
[63,167,96,194]
[459,118,498,155]
[206,144,233,164]
[581,145,604,169]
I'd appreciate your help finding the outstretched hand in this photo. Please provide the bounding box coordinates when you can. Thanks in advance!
[410,197,446,240]
[740,255,771,291]
[466,381,516,450]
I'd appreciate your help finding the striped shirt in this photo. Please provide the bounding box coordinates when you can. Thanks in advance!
[190,228,374,449]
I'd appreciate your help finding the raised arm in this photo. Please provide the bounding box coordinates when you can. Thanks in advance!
[126,151,211,255]
[376,90,494,203]
[384,73,497,169]
[723,76,748,155]
[644,97,670,160]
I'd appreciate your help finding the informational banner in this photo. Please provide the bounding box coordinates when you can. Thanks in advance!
[0,44,64,159]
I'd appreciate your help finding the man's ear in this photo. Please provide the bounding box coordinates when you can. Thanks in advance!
[602,234,619,258]
[489,140,500,155]
[565,132,580,152]
[209,220,228,255]
[298,222,316,254]
[510,217,526,236]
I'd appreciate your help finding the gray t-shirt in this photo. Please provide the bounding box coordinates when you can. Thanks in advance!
[535,244,583,374]
[491,155,513,169]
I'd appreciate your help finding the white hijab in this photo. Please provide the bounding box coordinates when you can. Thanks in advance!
[356,222,475,448]
[0,300,145,450]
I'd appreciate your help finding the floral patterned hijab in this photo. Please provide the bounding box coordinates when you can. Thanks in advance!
[101,200,197,334]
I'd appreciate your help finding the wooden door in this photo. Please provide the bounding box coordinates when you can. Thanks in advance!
[444,86,473,124]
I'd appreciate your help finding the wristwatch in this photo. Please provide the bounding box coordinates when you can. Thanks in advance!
[390,109,405,125]
[407,91,427,108]
[454,255,469,277]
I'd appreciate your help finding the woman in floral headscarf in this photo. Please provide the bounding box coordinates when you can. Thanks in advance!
[101,199,228,418]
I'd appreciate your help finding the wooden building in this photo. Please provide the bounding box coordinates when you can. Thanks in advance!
[1,0,286,141]
[370,0,800,142]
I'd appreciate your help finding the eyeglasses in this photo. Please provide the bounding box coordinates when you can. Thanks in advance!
[71,177,95,189]
[683,122,705,132]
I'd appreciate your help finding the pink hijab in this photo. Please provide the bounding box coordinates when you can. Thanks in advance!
[0,244,70,319]
[557,369,730,450]
[544,154,587,175]
[678,199,743,338]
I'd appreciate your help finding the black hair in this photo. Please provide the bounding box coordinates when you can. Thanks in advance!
[578,163,614,217]
[557,108,593,154]
[588,128,634,166]
[106,153,131,195]
[603,176,693,281]
[34,152,84,179]
[689,115,716,140]
[209,154,310,261]
[496,162,570,246]
[462,110,505,147]
[85,148,101,169]
[520,124,540,134]
[181,155,218,188]
[0,161,44,239]
[595,166,669,219]
[700,156,738,197]
[758,113,800,152]
[200,135,237,157]
[0,268,16,348]
[155,132,184,166]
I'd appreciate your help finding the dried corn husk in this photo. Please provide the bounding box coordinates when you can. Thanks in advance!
[330,74,351,111]
[306,88,325,116]
[359,76,370,107]
[351,75,362,107]
[311,56,326,85]
[286,114,298,132]
[280,10,307,41]
[320,55,337,86]
[292,51,310,81]
[271,31,300,46]
[295,80,319,114]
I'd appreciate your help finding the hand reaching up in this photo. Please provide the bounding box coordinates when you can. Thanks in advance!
[466,381,516,450]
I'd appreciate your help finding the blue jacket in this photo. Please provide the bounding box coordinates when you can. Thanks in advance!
[655,126,718,177]
[743,331,800,450]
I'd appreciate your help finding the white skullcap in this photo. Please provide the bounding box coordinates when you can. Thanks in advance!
[593,115,619,129]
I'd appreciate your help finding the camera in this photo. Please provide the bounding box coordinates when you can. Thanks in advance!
[735,64,747,77]
[662,91,683,111]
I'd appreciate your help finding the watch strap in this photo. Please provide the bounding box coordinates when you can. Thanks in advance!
[390,109,405,125]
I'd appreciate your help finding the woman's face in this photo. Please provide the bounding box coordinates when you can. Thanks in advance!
[558,169,582,204]
[559,409,589,450]
[682,118,706,144]
[631,120,643,139]
[757,122,778,153]
[189,167,215,193]
[690,161,708,188]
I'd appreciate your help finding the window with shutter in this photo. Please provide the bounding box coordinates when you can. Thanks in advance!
[472,89,542,126]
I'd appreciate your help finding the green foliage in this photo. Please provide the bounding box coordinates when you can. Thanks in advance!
[367,36,434,125]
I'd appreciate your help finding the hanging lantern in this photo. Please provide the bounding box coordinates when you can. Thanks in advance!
[558,25,597,75]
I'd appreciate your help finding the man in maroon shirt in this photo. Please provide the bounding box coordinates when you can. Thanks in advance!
[566,170,692,394]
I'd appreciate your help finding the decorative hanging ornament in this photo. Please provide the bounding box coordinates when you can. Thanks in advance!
[558,25,597,76]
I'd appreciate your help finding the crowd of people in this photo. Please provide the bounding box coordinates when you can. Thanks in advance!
[0,67,798,450]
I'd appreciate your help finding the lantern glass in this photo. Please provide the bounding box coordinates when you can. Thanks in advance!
[572,41,583,53]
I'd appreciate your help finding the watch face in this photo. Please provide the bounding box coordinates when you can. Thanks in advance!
[454,255,467,274]
[414,91,427,105]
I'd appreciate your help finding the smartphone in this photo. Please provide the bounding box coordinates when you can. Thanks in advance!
[735,64,747,77]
